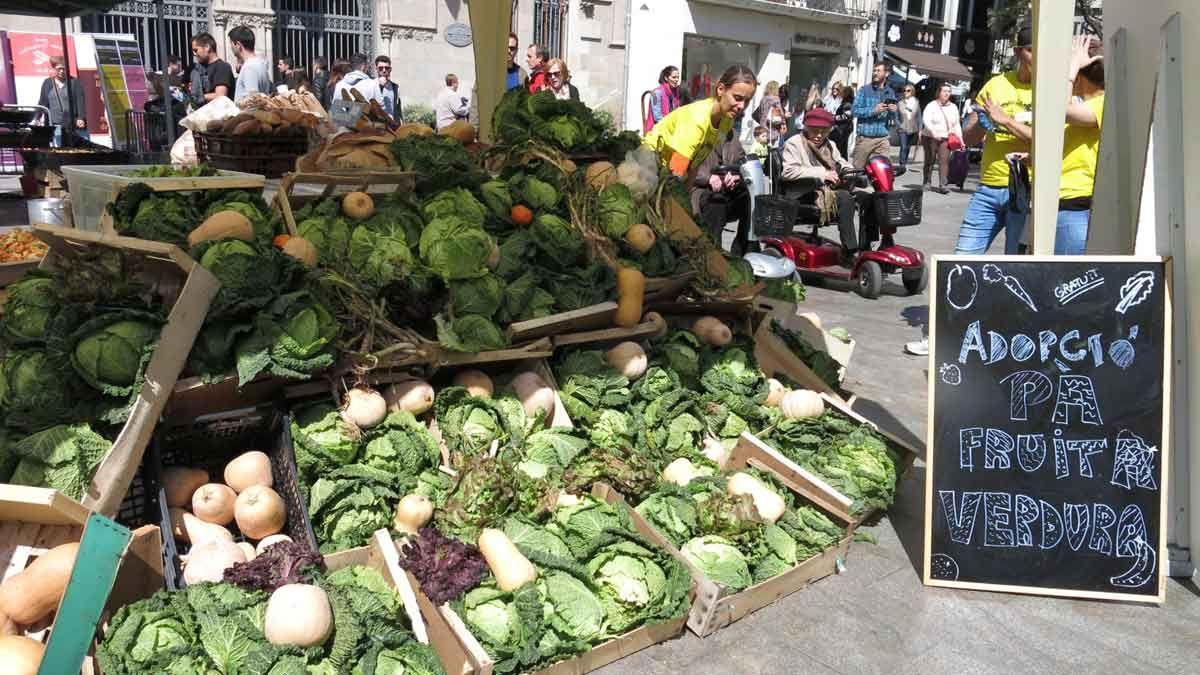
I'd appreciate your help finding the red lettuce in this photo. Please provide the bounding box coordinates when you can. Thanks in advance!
[399,527,489,604]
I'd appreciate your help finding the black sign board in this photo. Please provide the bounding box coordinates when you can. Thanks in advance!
[884,18,944,53]
[951,29,992,66]
[924,257,1170,602]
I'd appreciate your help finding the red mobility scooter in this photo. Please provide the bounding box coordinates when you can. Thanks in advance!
[755,154,927,299]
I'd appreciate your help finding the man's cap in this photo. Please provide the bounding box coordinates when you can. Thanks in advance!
[804,108,835,128]
[1015,19,1034,48]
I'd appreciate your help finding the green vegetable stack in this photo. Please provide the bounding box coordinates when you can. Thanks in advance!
[0,247,170,499]
[96,564,444,675]
[770,319,842,390]
[491,88,640,158]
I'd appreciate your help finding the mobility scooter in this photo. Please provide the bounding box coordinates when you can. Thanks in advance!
[756,154,927,299]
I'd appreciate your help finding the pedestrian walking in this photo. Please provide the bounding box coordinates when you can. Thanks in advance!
[38,55,87,146]
[228,26,272,102]
[829,85,855,160]
[435,74,470,130]
[505,33,527,91]
[753,80,783,128]
[545,58,579,101]
[822,82,844,114]
[646,66,682,132]
[897,84,920,169]
[376,55,401,118]
[526,44,549,93]
[187,33,233,108]
[921,83,961,194]
[850,62,898,169]
[309,57,328,106]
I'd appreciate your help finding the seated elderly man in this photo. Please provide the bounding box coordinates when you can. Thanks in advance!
[780,108,863,255]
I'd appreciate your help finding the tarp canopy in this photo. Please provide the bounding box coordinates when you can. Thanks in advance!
[468,2,512,144]
[885,46,974,82]
[0,0,122,17]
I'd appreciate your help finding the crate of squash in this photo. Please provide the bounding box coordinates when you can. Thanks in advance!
[196,109,320,178]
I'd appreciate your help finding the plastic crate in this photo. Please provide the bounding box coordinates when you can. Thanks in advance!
[149,405,319,589]
[752,193,802,236]
[195,131,311,178]
[60,164,265,232]
[871,188,923,227]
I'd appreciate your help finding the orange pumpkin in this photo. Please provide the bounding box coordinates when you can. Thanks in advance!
[272,234,292,248]
[511,205,534,227]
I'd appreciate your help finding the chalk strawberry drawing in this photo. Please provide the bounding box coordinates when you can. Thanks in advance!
[1116,271,1155,314]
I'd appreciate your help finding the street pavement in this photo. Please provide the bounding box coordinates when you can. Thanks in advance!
[599,166,1200,675]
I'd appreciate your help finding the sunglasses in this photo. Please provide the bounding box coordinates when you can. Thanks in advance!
[507,45,519,52]
[548,71,562,77]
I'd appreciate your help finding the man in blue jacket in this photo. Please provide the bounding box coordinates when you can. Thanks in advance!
[850,62,898,168]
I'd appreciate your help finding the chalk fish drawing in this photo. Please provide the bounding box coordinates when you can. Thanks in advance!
[982,264,1038,312]
[1054,268,1105,305]
[1116,271,1155,314]
[930,553,960,581]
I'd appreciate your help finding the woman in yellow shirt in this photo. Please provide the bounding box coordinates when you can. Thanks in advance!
[982,35,1103,254]
[643,65,758,179]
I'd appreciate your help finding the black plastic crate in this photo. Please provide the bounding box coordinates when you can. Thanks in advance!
[753,194,802,236]
[871,189,923,227]
[149,405,319,589]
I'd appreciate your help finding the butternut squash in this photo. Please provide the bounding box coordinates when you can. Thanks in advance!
[265,584,333,647]
[0,635,43,674]
[162,466,209,508]
[643,311,668,337]
[727,472,786,523]
[765,379,787,407]
[453,370,494,398]
[0,542,79,625]
[282,236,319,267]
[187,211,255,248]
[605,342,648,380]
[512,372,556,420]
[383,380,435,415]
[614,267,645,328]
[224,451,274,493]
[478,528,537,592]
[193,483,237,525]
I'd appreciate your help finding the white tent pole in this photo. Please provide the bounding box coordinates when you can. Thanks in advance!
[1028,0,1075,255]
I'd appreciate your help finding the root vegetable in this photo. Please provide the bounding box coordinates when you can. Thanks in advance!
[341,386,388,429]
[0,542,78,625]
[183,540,247,585]
[662,458,702,487]
[192,483,237,525]
[282,236,318,267]
[692,316,732,346]
[585,161,617,190]
[224,451,274,493]
[512,372,555,420]
[342,191,375,220]
[237,542,258,561]
[264,584,333,647]
[765,379,787,407]
[643,311,668,337]
[0,635,43,674]
[624,224,656,254]
[393,494,434,535]
[256,534,293,555]
[727,472,787,523]
[383,380,435,415]
[235,485,287,540]
[702,437,731,466]
[478,529,537,592]
[453,370,494,398]
[187,211,254,248]
[605,341,648,380]
[614,267,645,328]
[162,466,209,508]
[780,389,824,419]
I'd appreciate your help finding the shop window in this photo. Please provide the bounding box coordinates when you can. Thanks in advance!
[907,0,925,19]
[681,35,760,102]
[887,0,903,13]
[929,0,946,24]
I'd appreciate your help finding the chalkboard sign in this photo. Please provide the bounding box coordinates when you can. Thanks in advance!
[924,256,1171,602]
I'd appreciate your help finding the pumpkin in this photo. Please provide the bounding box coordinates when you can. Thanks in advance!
[342,191,375,220]
[780,389,824,419]
[624,224,657,254]
[272,233,292,248]
[693,316,732,346]
[585,161,617,190]
[264,584,333,647]
[440,120,477,144]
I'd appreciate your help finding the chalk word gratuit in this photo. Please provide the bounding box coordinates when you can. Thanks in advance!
[1055,268,1105,305]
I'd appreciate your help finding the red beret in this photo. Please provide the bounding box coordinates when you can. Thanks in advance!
[804,108,835,128]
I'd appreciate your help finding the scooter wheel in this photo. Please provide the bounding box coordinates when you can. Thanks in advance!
[902,261,929,295]
[856,261,883,299]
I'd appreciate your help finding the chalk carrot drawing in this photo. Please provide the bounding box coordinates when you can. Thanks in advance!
[1115,271,1155,314]
[982,263,1038,312]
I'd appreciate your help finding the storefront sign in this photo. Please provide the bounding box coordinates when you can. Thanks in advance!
[445,23,473,48]
[884,18,943,53]
[925,257,1170,603]
[93,37,149,143]
[792,33,842,51]
[951,29,992,66]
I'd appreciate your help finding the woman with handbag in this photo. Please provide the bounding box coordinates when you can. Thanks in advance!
[920,83,962,194]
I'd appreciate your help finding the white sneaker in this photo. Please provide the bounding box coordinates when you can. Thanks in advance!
[904,338,929,356]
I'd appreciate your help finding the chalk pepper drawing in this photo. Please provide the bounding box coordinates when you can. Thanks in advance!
[982,264,1038,312]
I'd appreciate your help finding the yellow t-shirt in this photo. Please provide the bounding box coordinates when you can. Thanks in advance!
[642,99,733,170]
[978,70,1034,187]
[1059,94,1105,200]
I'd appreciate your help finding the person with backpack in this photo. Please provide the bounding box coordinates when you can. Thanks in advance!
[646,66,682,131]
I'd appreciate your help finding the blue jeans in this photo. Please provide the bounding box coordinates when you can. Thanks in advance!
[52,126,90,147]
[897,132,916,167]
[1055,208,1090,255]
[954,184,1027,255]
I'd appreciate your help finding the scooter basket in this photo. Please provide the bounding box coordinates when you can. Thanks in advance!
[753,194,802,236]
[871,189,923,227]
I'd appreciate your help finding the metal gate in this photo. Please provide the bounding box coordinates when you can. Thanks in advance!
[272,0,373,70]
[81,0,209,72]
[532,0,568,59]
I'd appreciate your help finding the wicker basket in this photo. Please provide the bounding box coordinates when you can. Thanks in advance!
[148,406,319,589]
[871,189,923,227]
[194,130,311,178]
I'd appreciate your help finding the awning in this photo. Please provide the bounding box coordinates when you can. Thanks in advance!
[885,46,974,82]
[0,0,122,17]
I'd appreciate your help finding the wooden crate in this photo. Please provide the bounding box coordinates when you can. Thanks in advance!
[59,164,265,234]
[600,450,854,638]
[4,225,219,518]
[754,318,848,404]
[0,488,162,672]
[422,484,689,675]
[732,394,921,528]
[752,297,856,377]
[274,169,418,236]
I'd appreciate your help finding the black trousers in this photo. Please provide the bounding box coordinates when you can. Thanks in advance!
[698,189,750,256]
[802,189,862,252]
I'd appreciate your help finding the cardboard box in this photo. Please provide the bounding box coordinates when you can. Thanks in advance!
[7,225,219,518]
[422,484,689,675]
[752,297,856,376]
